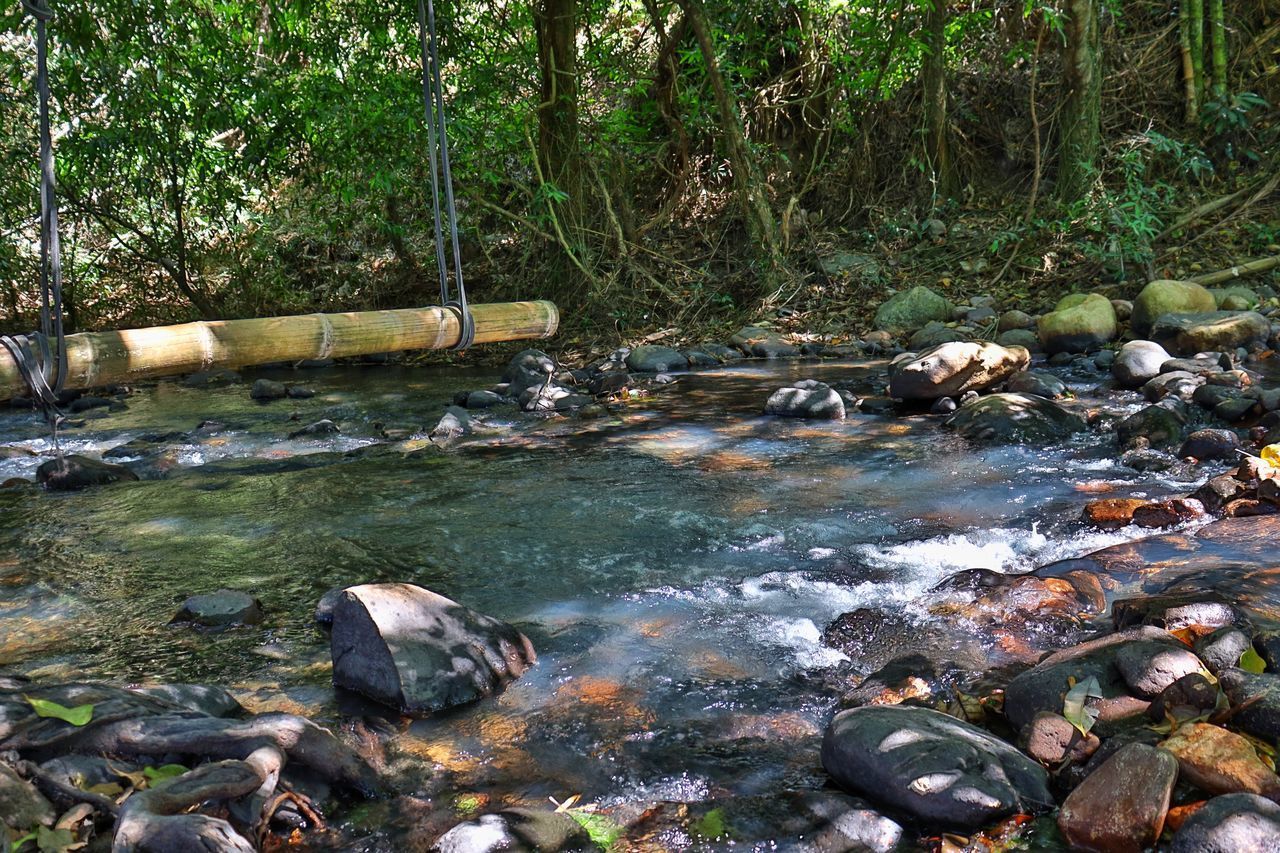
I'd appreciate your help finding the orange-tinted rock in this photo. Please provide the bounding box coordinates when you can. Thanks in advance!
[1164,801,1208,833]
[1082,498,1150,530]
[1058,743,1177,853]
[1133,498,1207,529]
[1160,723,1280,799]
[1224,498,1278,518]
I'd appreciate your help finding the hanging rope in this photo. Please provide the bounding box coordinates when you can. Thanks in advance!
[415,0,474,351]
[1,0,68,440]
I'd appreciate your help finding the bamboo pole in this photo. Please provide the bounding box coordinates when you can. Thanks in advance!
[1,300,559,401]
[1188,255,1280,287]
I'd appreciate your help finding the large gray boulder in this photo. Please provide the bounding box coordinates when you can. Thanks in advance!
[873,286,952,335]
[502,349,556,397]
[944,393,1086,445]
[1131,280,1217,336]
[331,583,536,715]
[1037,293,1118,354]
[432,808,593,853]
[888,341,1029,400]
[1112,340,1173,388]
[821,705,1051,828]
[1151,311,1271,355]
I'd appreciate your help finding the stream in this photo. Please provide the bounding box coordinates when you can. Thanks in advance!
[0,357,1240,848]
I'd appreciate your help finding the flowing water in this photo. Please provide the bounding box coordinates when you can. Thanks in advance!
[0,358,1229,847]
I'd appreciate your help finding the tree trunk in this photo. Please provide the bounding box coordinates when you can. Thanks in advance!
[1209,0,1227,98]
[1179,0,1199,122]
[1190,0,1205,109]
[534,0,582,216]
[1057,0,1101,203]
[677,0,781,266]
[921,0,956,200]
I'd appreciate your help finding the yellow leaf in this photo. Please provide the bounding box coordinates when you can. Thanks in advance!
[1262,445,1280,466]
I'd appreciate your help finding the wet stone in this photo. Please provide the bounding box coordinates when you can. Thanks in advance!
[1058,743,1177,853]
[1132,498,1206,528]
[1148,673,1220,722]
[1144,371,1204,403]
[170,589,265,629]
[625,345,687,373]
[1112,340,1172,388]
[1005,369,1066,399]
[250,379,288,400]
[1218,669,1280,742]
[1192,474,1252,515]
[1116,402,1186,449]
[1161,722,1280,799]
[182,368,241,387]
[464,390,504,409]
[1081,498,1148,530]
[1114,641,1207,699]
[1170,793,1280,853]
[126,683,243,717]
[289,419,339,439]
[432,808,592,853]
[0,761,55,830]
[888,341,1029,400]
[330,582,536,716]
[763,380,845,420]
[286,385,315,399]
[1021,711,1100,767]
[36,455,139,491]
[820,705,1051,828]
[1180,429,1241,461]
[1195,628,1253,675]
[1111,595,1240,633]
[430,407,473,442]
[944,392,1086,446]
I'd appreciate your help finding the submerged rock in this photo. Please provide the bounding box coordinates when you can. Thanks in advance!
[330,582,536,715]
[763,380,846,420]
[250,379,289,400]
[1116,402,1186,449]
[36,455,139,491]
[1058,743,1177,853]
[1171,793,1280,853]
[888,341,1029,400]
[820,705,1051,828]
[731,327,800,358]
[944,392,1086,445]
[1160,722,1280,799]
[170,590,265,629]
[1005,370,1067,399]
[288,419,339,439]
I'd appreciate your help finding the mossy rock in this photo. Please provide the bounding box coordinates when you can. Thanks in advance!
[873,286,952,335]
[1131,280,1216,336]
[1037,293,1118,354]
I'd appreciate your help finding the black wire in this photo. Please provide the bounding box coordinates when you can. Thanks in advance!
[415,0,473,351]
[3,0,67,433]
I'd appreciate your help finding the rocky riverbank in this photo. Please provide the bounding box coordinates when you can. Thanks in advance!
[2,275,1280,850]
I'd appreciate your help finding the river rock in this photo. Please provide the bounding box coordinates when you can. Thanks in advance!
[1037,293,1118,353]
[183,368,241,387]
[502,349,556,397]
[996,329,1040,351]
[1058,743,1177,853]
[1112,595,1241,633]
[907,321,968,351]
[1218,669,1280,741]
[731,327,800,358]
[820,705,1051,828]
[1144,371,1204,403]
[127,683,243,717]
[170,589,265,629]
[763,380,845,420]
[999,309,1036,331]
[1195,628,1253,677]
[1171,793,1280,853]
[888,341,1029,400]
[872,286,952,335]
[1152,311,1272,356]
[1132,497,1207,528]
[1081,498,1148,530]
[625,345,687,373]
[430,406,473,442]
[249,378,288,400]
[944,392,1086,445]
[1132,280,1217,336]
[330,582,536,715]
[1149,673,1220,722]
[1005,370,1067,399]
[1161,722,1280,798]
[1180,428,1241,461]
[36,455,139,491]
[432,808,593,853]
[0,761,55,830]
[465,390,505,409]
[1021,711,1100,766]
[1113,341,1173,387]
[1114,641,1206,698]
[1116,402,1186,449]
[288,419,339,439]
[1003,626,1181,730]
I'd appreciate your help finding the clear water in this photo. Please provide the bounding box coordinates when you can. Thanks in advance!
[0,359,1222,846]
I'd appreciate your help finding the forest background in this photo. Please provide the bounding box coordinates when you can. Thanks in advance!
[1,0,1277,348]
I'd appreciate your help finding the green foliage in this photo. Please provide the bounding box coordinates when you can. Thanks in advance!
[1201,92,1270,165]
[10,826,77,853]
[1240,647,1267,674]
[24,695,93,726]
[566,810,622,852]
[1062,675,1102,736]
[691,806,728,841]
[141,764,189,787]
